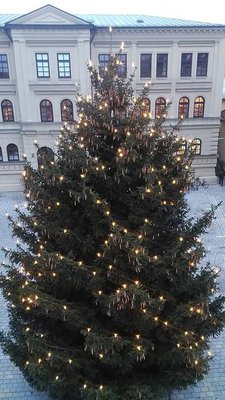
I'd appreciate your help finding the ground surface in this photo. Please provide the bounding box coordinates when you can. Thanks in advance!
[0,186,225,399]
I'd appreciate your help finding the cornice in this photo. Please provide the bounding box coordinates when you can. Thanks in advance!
[96,26,225,34]
[5,23,92,30]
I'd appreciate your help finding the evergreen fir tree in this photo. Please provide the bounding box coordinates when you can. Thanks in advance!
[0,53,225,400]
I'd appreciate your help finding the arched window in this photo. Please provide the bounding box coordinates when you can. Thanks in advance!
[177,140,187,155]
[37,146,54,168]
[221,109,225,123]
[61,99,74,122]
[1,99,14,122]
[7,143,19,161]
[191,138,201,155]
[0,147,3,162]
[178,97,189,118]
[40,100,53,122]
[193,96,205,118]
[140,98,150,116]
[155,97,166,118]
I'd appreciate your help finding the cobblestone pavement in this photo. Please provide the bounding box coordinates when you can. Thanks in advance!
[1,186,225,399]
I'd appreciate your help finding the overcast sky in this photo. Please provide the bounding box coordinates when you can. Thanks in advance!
[1,0,225,25]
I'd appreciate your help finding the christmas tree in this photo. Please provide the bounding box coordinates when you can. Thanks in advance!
[1,53,225,400]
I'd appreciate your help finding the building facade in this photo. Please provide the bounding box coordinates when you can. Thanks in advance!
[0,5,225,191]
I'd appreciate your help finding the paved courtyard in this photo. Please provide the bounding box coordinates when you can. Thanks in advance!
[1,185,225,399]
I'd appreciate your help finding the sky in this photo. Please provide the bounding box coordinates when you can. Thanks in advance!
[1,0,225,24]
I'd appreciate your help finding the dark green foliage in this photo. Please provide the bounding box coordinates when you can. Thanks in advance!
[0,53,225,400]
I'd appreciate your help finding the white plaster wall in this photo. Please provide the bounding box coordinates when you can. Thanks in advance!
[0,14,225,190]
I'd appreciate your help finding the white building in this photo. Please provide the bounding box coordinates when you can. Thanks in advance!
[0,4,225,191]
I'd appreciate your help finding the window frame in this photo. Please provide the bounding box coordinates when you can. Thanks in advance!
[155,97,166,118]
[221,109,225,123]
[178,97,189,119]
[0,54,9,79]
[196,53,208,77]
[60,99,74,121]
[1,99,14,122]
[156,53,168,78]
[191,138,202,155]
[115,53,127,78]
[193,96,205,118]
[0,146,3,162]
[180,53,193,77]
[140,98,151,116]
[177,140,187,155]
[57,53,71,78]
[98,54,110,75]
[37,146,54,169]
[35,53,50,78]
[7,143,19,161]
[40,99,54,122]
[140,53,152,78]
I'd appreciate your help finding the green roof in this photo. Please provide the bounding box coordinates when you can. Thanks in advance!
[77,14,225,28]
[0,13,224,29]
